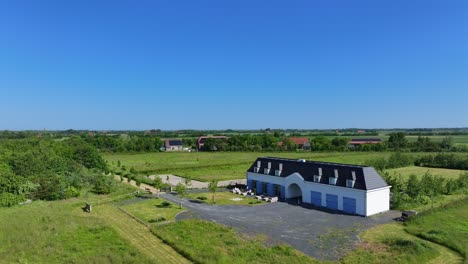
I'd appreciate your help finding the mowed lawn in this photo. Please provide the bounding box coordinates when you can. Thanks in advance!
[120,197,183,224]
[387,166,465,179]
[185,191,267,206]
[104,151,393,181]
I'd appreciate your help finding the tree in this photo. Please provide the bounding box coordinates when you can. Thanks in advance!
[175,183,186,208]
[208,179,219,204]
[152,176,163,197]
[388,132,407,150]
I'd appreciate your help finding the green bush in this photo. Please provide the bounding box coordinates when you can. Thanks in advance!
[148,217,167,223]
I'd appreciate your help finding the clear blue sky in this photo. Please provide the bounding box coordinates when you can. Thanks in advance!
[0,0,467,130]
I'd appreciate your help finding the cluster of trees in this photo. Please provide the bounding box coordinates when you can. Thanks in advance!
[0,137,113,207]
[84,134,163,152]
[383,171,468,209]
[415,153,468,170]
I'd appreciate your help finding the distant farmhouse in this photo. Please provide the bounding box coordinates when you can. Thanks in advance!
[348,138,383,148]
[246,157,390,216]
[278,137,311,150]
[164,139,183,151]
[197,136,228,150]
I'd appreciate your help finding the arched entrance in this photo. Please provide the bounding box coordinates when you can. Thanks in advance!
[286,183,303,204]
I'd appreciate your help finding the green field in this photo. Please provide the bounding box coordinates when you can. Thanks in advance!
[120,197,183,224]
[152,219,317,264]
[0,187,153,263]
[185,191,266,206]
[405,198,468,263]
[104,151,394,181]
[387,166,465,179]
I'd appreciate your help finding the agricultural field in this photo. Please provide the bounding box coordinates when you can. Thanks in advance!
[104,151,394,181]
[387,166,465,180]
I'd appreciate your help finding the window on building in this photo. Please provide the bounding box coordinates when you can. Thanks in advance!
[329,177,337,185]
[314,175,321,183]
[346,179,355,188]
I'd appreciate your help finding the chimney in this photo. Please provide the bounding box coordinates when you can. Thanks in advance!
[318,167,322,176]
[279,163,283,170]
[257,161,261,167]
[268,162,271,169]
[334,169,339,177]
[351,171,356,180]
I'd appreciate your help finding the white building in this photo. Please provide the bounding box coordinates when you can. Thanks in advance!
[246,157,391,216]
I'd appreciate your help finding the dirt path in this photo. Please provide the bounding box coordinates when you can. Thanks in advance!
[95,204,190,264]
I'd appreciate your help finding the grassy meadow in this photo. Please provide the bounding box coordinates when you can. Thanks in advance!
[405,198,468,263]
[387,166,465,180]
[105,151,466,182]
[0,186,154,264]
[104,151,393,181]
[152,219,317,264]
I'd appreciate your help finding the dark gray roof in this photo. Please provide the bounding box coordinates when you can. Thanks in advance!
[165,139,183,147]
[247,157,389,191]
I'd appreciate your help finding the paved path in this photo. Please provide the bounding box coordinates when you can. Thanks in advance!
[148,174,246,188]
[161,193,400,261]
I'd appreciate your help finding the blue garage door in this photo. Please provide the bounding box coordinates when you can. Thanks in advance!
[256,181,263,194]
[326,194,338,210]
[267,183,275,196]
[310,191,322,207]
[343,197,356,214]
[247,180,254,190]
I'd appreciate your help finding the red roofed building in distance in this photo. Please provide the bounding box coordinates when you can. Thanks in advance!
[278,137,311,150]
[348,138,383,147]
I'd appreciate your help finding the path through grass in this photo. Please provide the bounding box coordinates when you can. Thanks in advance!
[94,204,190,264]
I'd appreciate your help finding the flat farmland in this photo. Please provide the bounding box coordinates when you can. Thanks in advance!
[104,152,394,181]
[387,166,465,180]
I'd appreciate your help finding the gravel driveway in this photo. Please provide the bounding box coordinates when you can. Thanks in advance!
[161,193,399,260]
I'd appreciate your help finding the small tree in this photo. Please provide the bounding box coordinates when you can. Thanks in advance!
[175,183,186,208]
[152,176,163,197]
[208,179,219,204]
[184,176,192,188]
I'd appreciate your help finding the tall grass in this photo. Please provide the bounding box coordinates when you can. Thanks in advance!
[405,197,468,263]
[0,190,153,263]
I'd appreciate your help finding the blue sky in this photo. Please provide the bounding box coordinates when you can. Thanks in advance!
[0,0,467,130]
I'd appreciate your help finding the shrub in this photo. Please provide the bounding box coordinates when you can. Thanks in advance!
[157,201,172,208]
[148,217,166,223]
[197,196,207,200]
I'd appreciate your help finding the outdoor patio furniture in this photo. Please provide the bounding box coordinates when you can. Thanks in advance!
[270,197,278,203]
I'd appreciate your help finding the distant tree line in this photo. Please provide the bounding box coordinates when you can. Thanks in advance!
[0,137,113,207]
[415,153,468,170]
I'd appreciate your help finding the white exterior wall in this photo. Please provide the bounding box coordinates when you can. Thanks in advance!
[365,187,390,216]
[247,172,390,217]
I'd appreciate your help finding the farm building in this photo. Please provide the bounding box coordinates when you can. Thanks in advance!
[164,139,183,151]
[278,137,311,150]
[246,157,390,216]
[348,138,383,147]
